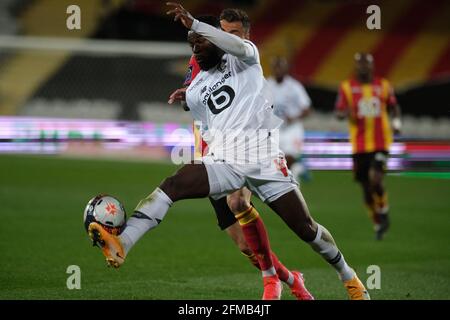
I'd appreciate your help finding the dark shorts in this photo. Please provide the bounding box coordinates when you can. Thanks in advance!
[208,196,238,230]
[352,151,388,183]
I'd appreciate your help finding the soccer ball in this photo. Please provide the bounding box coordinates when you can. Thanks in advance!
[83,194,126,235]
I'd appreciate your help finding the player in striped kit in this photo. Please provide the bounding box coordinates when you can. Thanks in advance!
[335,52,402,240]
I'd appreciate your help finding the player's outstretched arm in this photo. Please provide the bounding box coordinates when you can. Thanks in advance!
[166,2,194,28]
[190,19,258,64]
[166,2,258,64]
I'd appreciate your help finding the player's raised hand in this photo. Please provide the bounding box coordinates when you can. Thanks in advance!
[166,2,194,29]
[168,87,187,104]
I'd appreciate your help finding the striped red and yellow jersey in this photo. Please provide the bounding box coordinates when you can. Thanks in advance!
[183,55,201,87]
[335,77,398,154]
[184,55,208,158]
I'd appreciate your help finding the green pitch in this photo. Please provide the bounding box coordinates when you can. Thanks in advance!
[1,155,449,300]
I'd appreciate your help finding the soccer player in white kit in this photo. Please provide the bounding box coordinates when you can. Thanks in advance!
[267,57,311,181]
[88,2,370,300]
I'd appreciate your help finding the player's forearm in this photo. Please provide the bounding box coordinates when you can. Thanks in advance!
[191,19,257,62]
[391,104,401,119]
[391,104,402,132]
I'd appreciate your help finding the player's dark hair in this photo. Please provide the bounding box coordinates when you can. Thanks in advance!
[195,15,220,28]
[219,8,250,32]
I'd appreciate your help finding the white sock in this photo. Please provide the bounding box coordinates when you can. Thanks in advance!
[119,188,173,254]
[286,272,295,286]
[262,266,277,277]
[308,224,355,282]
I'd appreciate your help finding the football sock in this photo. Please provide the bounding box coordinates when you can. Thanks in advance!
[242,251,294,285]
[262,267,277,277]
[271,253,294,286]
[236,207,275,276]
[119,188,173,254]
[242,251,261,270]
[373,192,389,215]
[366,202,379,224]
[308,224,355,282]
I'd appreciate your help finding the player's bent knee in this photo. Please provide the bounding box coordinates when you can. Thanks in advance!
[227,195,251,214]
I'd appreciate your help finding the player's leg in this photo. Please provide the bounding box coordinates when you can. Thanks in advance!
[120,163,210,251]
[210,195,309,295]
[360,180,378,225]
[226,188,313,300]
[89,163,211,267]
[226,187,280,299]
[208,196,260,267]
[369,152,390,240]
[266,188,370,300]
[227,188,275,275]
[354,153,380,227]
[225,223,256,257]
[222,222,315,300]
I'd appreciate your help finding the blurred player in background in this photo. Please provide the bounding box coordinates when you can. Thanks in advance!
[168,11,313,300]
[267,57,312,182]
[335,52,402,240]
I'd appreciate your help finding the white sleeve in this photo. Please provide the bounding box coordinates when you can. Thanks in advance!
[191,19,259,65]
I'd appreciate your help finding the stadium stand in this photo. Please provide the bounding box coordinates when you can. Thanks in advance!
[0,0,449,138]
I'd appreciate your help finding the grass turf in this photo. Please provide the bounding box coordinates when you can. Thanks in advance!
[1,154,449,300]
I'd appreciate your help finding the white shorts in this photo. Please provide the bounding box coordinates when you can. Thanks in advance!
[280,123,304,157]
[203,155,298,203]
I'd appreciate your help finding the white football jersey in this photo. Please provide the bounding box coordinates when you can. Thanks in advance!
[267,75,311,125]
[186,42,282,164]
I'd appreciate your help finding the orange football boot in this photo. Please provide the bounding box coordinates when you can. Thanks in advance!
[88,222,126,268]
[344,275,371,300]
